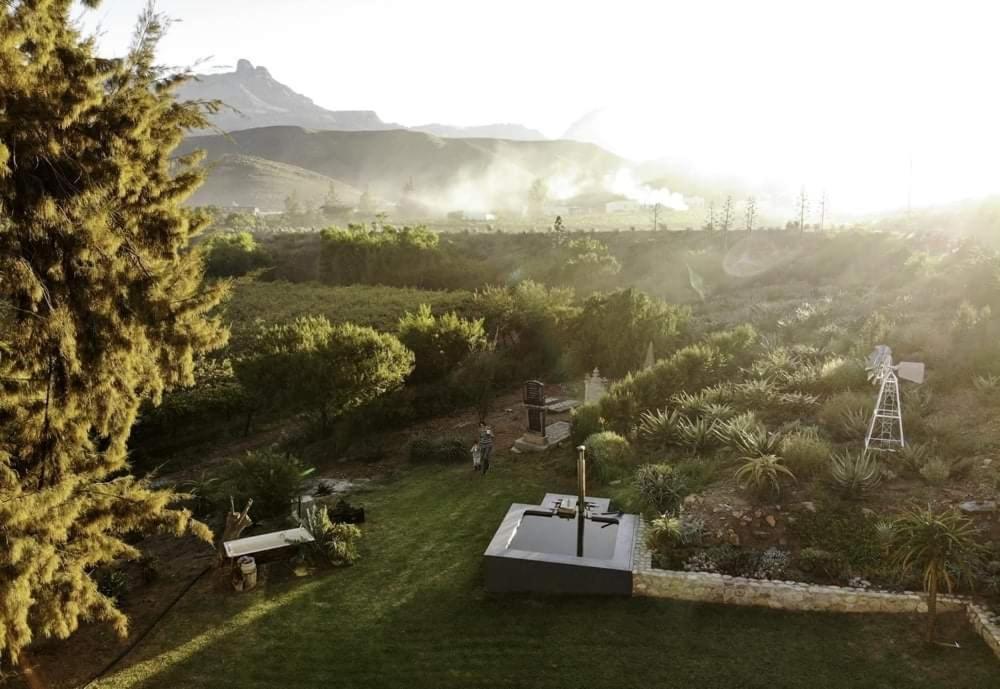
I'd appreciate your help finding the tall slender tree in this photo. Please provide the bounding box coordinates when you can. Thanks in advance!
[0,1,227,664]
[744,195,757,235]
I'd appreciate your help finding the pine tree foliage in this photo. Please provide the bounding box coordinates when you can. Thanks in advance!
[0,1,227,662]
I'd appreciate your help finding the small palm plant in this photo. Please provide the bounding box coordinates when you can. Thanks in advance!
[829,449,882,498]
[734,454,795,501]
[713,411,762,446]
[890,505,983,643]
[636,407,683,450]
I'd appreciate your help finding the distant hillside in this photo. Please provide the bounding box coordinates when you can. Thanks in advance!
[177,126,627,209]
[188,154,362,211]
[177,59,396,133]
[411,123,547,141]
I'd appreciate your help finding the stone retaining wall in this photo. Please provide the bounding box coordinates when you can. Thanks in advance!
[632,517,1000,658]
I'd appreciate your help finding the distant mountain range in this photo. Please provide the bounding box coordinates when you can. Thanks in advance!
[410,123,546,141]
[177,126,625,211]
[177,60,546,142]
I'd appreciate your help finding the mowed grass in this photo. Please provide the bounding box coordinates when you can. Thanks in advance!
[94,454,999,689]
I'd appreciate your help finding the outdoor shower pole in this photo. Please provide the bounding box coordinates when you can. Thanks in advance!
[576,445,586,557]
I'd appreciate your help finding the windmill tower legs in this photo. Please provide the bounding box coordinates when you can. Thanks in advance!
[865,371,904,451]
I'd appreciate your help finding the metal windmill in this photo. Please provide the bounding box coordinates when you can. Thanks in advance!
[864,345,925,451]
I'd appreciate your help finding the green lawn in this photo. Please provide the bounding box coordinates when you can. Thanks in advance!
[94,455,999,689]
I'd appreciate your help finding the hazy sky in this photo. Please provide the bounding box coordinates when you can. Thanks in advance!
[77,0,1000,212]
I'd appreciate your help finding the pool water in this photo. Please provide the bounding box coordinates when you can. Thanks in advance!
[506,513,619,559]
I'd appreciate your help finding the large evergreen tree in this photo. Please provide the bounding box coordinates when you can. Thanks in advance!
[0,1,227,663]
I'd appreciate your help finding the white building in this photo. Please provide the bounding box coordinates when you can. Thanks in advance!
[463,210,496,221]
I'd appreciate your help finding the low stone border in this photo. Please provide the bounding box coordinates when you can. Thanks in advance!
[632,517,1000,659]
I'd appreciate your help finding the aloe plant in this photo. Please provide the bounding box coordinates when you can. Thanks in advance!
[829,449,882,497]
[734,454,795,500]
[636,407,683,450]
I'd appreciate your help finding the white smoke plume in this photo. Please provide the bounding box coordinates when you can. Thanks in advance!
[606,169,688,210]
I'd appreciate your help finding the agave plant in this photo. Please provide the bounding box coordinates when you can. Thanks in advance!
[670,391,704,416]
[636,407,683,450]
[734,454,796,500]
[677,415,718,455]
[829,449,882,497]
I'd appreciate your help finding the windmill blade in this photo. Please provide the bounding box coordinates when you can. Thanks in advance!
[896,361,925,384]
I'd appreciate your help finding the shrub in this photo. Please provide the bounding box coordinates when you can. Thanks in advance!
[796,547,843,579]
[779,427,831,478]
[752,548,790,580]
[571,404,605,446]
[919,457,951,484]
[634,464,688,515]
[302,506,362,566]
[734,454,795,501]
[636,407,682,450]
[818,391,875,440]
[673,458,719,494]
[583,431,635,481]
[791,506,883,578]
[409,437,469,464]
[96,569,129,602]
[829,450,882,498]
[220,448,314,521]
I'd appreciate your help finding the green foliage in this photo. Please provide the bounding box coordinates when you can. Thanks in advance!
[634,464,688,515]
[226,282,476,356]
[673,458,719,494]
[583,431,635,482]
[409,437,469,464]
[301,506,362,566]
[818,391,875,440]
[219,448,314,521]
[791,506,884,578]
[203,231,270,278]
[795,547,844,579]
[569,288,690,378]
[734,455,795,501]
[829,450,882,497]
[600,339,735,426]
[636,407,683,450]
[398,304,486,384]
[0,3,225,659]
[234,316,414,431]
[571,404,606,446]
[475,281,577,378]
[779,427,831,479]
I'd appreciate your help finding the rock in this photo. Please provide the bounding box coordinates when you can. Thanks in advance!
[726,530,741,546]
[959,500,997,514]
[765,515,777,527]
[683,495,699,506]
[731,510,743,518]
[801,501,817,513]
[754,509,763,518]
[861,507,876,518]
